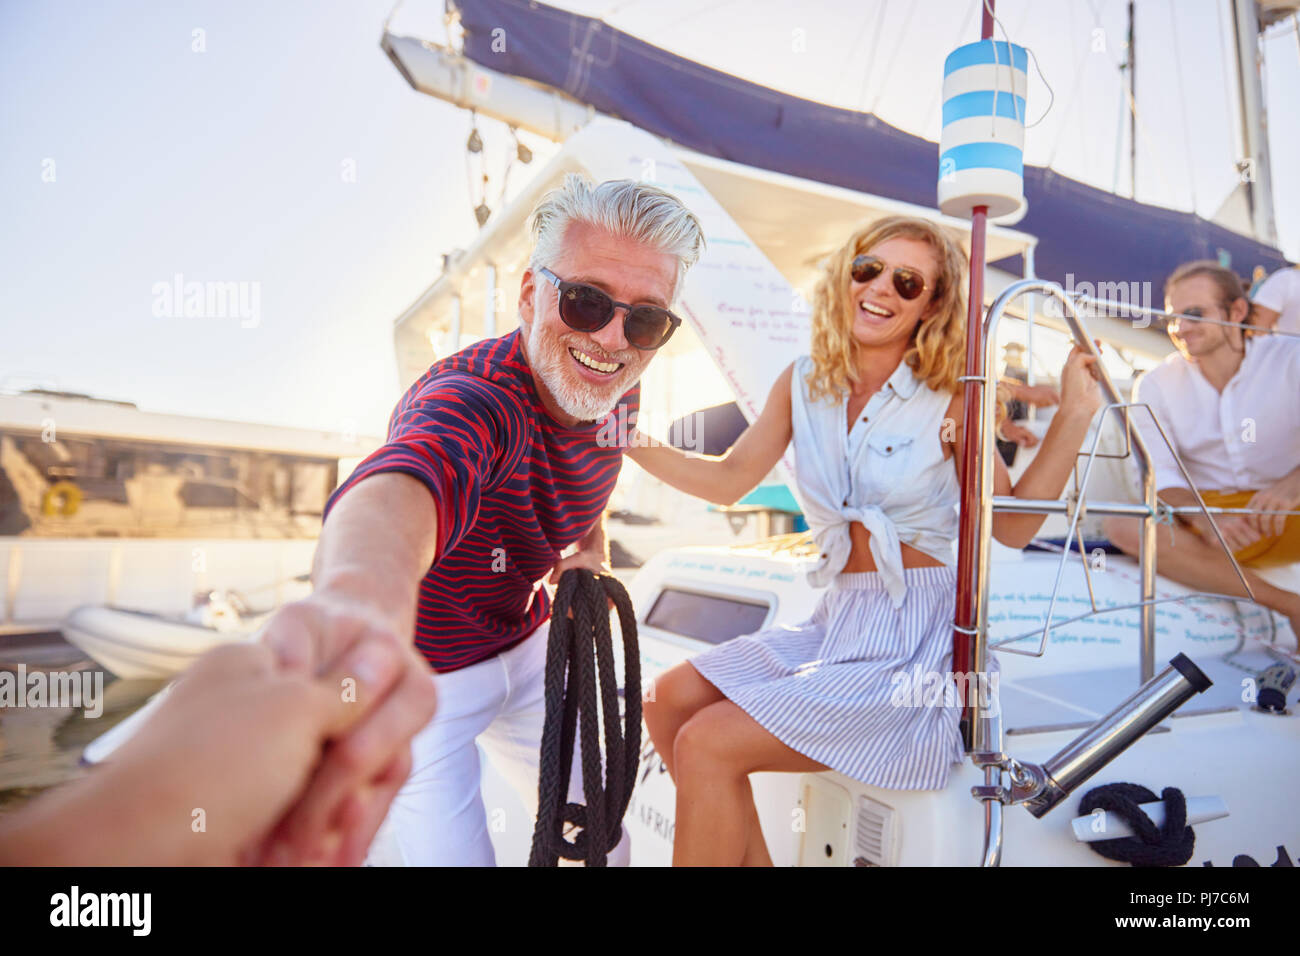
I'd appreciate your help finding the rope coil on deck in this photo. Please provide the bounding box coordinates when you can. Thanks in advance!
[528,569,641,867]
[1079,783,1195,867]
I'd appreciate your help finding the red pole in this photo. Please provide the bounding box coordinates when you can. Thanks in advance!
[952,0,995,750]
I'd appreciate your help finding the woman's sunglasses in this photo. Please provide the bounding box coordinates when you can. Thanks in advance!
[850,255,928,301]
[539,267,681,351]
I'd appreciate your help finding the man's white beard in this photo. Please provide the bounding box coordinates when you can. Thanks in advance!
[526,318,631,422]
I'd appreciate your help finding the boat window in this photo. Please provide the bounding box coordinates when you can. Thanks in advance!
[1,430,339,538]
[644,587,770,644]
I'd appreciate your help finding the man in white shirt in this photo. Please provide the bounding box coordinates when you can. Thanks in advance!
[1103,260,1300,640]
[1253,265,1300,335]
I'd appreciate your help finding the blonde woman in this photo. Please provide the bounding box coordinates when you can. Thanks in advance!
[627,216,1103,866]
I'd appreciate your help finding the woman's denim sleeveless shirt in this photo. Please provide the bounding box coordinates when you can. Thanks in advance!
[790,354,960,607]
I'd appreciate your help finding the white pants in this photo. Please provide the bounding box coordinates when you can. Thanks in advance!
[366,620,630,866]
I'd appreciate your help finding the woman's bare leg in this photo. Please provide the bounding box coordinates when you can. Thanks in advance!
[643,663,777,865]
[642,662,723,780]
[672,699,827,867]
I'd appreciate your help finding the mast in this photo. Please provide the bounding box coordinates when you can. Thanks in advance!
[1128,0,1136,199]
[1231,0,1279,245]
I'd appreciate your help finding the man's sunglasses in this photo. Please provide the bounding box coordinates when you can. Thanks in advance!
[1167,305,1217,331]
[538,267,681,351]
[850,254,928,301]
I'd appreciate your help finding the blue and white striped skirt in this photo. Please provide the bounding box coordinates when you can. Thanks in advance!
[690,566,980,790]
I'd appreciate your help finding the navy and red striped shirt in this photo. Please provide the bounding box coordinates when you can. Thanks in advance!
[322,330,637,672]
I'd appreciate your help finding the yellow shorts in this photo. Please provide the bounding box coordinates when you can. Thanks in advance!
[1191,490,1300,568]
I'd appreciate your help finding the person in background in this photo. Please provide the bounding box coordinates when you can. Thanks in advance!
[996,341,1062,464]
[1248,265,1268,297]
[1252,264,1300,335]
[1103,260,1300,641]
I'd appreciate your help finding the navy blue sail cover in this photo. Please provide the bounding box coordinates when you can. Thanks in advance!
[453,0,1291,291]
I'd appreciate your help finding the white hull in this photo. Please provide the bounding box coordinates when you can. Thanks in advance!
[62,605,257,680]
[0,537,316,636]
[82,541,1300,866]
[609,544,1299,866]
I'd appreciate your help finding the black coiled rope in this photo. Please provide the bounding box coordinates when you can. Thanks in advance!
[1079,783,1195,867]
[528,569,641,867]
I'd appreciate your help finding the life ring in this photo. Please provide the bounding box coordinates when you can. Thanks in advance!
[42,480,82,517]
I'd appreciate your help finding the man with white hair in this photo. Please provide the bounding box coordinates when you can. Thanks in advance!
[259,174,704,865]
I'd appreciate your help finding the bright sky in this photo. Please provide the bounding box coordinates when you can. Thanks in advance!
[3,0,1296,438]
[562,0,1300,253]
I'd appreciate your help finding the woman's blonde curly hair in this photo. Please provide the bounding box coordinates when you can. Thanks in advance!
[806,216,969,402]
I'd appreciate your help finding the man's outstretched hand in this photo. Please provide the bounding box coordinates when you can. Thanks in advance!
[252,590,437,865]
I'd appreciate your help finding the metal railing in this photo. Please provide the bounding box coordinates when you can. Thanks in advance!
[988,400,1254,659]
[954,278,1297,865]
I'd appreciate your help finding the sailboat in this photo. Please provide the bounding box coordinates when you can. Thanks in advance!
[372,0,1300,865]
[84,0,1300,865]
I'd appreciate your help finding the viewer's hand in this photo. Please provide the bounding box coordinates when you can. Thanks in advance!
[3,635,416,867]
[253,591,437,865]
[1057,345,1103,421]
[1245,471,1300,539]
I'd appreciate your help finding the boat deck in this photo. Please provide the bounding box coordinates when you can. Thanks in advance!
[1001,642,1292,735]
